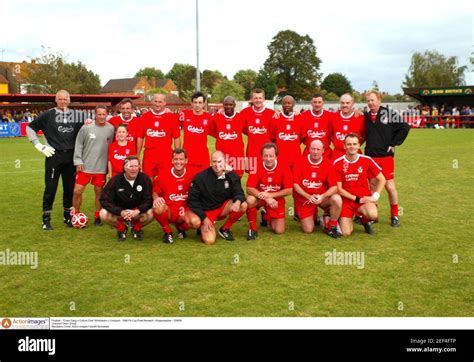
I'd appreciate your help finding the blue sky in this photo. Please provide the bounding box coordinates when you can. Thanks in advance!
[2,0,472,94]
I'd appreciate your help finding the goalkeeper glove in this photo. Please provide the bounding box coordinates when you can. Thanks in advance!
[35,143,56,157]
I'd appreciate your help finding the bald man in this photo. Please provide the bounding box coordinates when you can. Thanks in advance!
[187,151,247,245]
[293,139,342,237]
[331,93,366,161]
[210,96,245,177]
[137,93,181,178]
[269,95,303,171]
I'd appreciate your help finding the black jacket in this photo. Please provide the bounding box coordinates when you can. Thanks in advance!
[188,168,245,221]
[364,106,410,157]
[100,172,153,215]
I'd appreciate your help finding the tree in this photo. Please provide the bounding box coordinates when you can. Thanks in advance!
[403,50,467,88]
[263,30,322,100]
[202,70,225,91]
[26,48,101,94]
[135,67,165,80]
[320,73,353,97]
[209,80,245,103]
[233,69,257,99]
[255,68,277,100]
[166,63,199,101]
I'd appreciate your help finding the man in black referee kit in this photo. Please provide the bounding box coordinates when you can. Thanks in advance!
[187,150,247,245]
[27,90,85,230]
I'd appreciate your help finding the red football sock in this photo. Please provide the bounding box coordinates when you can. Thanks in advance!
[116,218,126,232]
[94,210,100,219]
[154,212,172,233]
[132,220,142,231]
[222,210,244,229]
[391,204,399,217]
[247,207,258,231]
[177,221,190,231]
[361,216,370,224]
[328,219,338,228]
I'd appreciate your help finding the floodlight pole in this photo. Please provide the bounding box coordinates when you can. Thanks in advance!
[195,0,201,91]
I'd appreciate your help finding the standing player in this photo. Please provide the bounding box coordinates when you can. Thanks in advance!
[241,89,275,174]
[137,93,180,179]
[108,124,137,178]
[152,148,195,244]
[293,140,342,237]
[334,133,386,236]
[187,151,247,245]
[26,90,84,230]
[269,95,302,171]
[365,90,410,227]
[246,143,293,240]
[180,92,214,173]
[107,98,140,149]
[300,93,333,159]
[331,94,365,161]
[210,96,245,177]
[100,156,154,241]
[73,105,115,225]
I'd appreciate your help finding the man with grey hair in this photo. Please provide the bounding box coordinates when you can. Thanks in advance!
[27,90,86,230]
[210,96,245,177]
[269,95,303,171]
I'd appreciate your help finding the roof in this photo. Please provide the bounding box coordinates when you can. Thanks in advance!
[403,86,474,103]
[164,93,186,104]
[0,75,8,83]
[0,93,141,105]
[101,78,146,93]
[156,79,169,88]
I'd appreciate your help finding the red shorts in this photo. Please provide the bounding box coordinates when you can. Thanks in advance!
[142,150,170,178]
[189,164,208,175]
[204,200,232,223]
[294,200,326,219]
[371,156,394,180]
[75,172,106,187]
[168,206,189,224]
[258,198,286,220]
[340,198,362,218]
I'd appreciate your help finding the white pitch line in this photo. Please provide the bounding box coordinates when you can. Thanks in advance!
[0,169,43,174]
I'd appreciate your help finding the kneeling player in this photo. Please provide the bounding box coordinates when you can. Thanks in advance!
[153,148,195,244]
[187,151,247,245]
[99,156,154,241]
[293,140,342,237]
[333,134,386,236]
[246,143,293,240]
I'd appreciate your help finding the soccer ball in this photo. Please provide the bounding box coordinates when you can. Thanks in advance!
[71,213,88,229]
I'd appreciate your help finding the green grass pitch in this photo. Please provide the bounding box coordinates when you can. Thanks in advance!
[0,130,472,316]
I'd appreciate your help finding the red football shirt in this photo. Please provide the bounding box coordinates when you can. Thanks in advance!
[241,106,275,159]
[210,111,245,159]
[300,109,333,154]
[331,111,366,153]
[333,154,382,198]
[293,154,336,204]
[107,114,140,148]
[269,112,302,168]
[181,109,214,167]
[247,159,293,196]
[108,141,137,176]
[139,110,180,151]
[152,167,195,209]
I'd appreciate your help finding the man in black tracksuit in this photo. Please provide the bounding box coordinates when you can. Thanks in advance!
[99,156,153,241]
[364,91,410,227]
[27,90,84,230]
[187,150,247,245]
